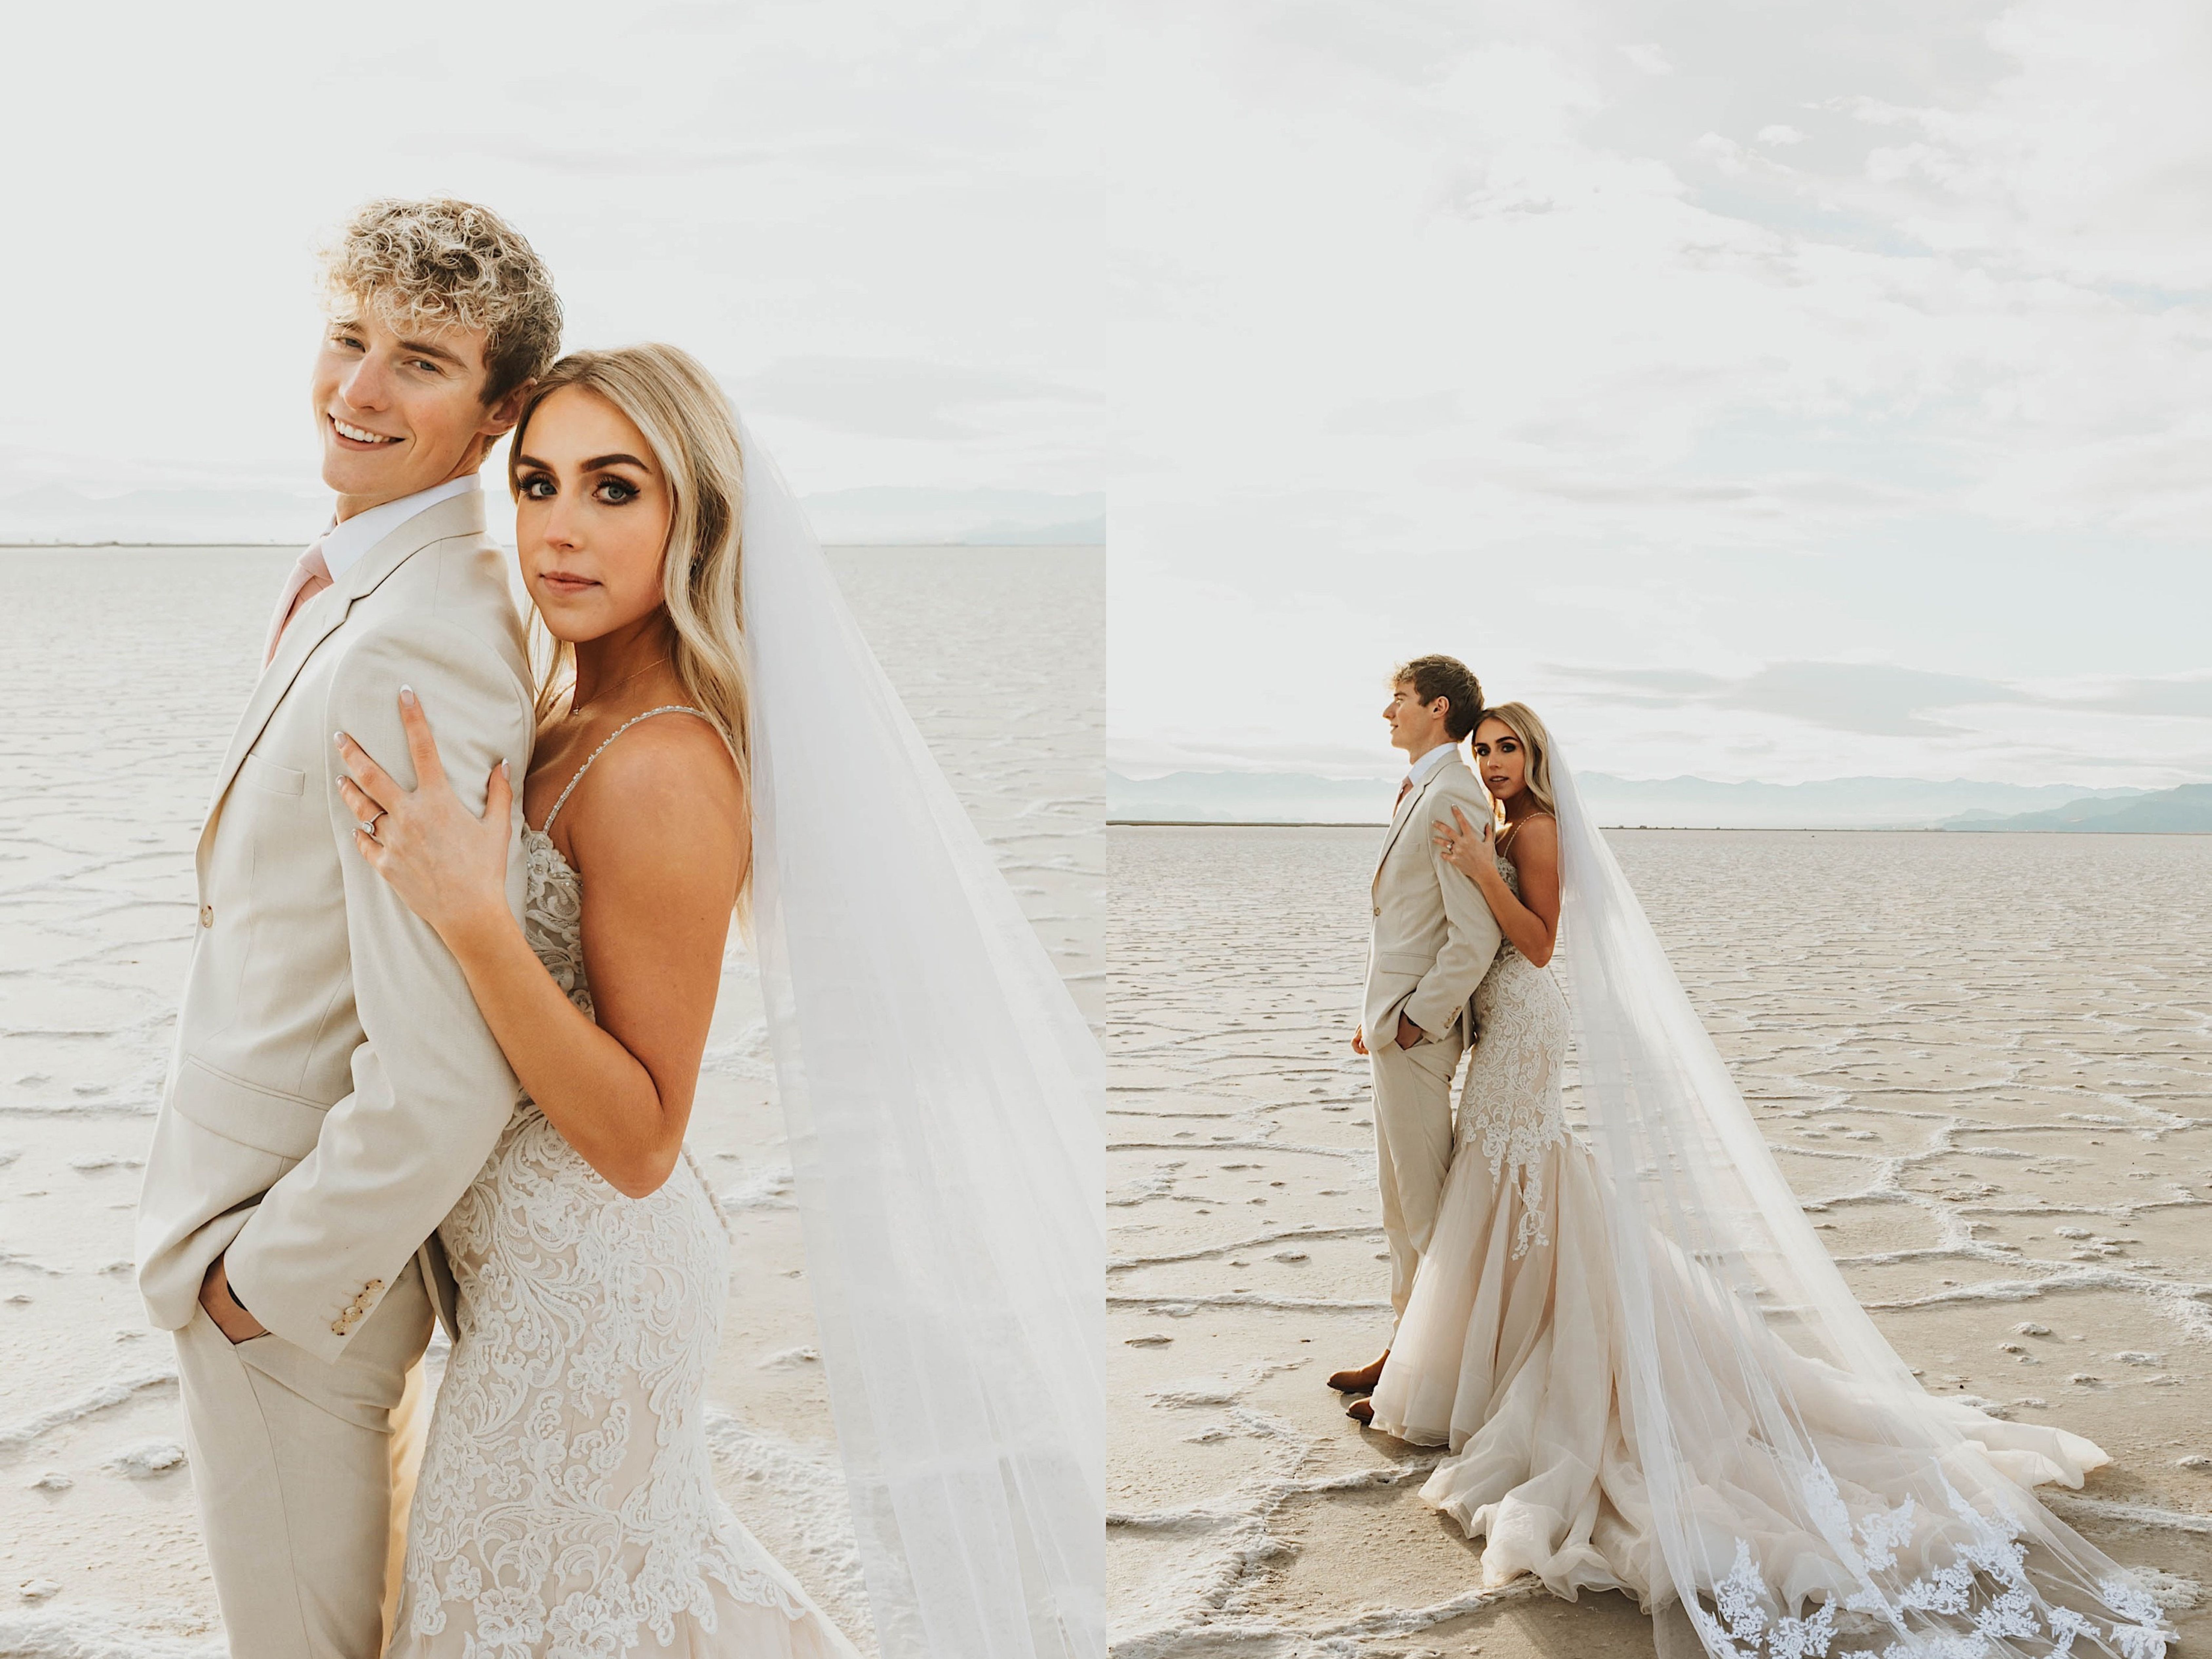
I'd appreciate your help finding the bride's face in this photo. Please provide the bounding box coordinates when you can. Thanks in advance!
[512,386,675,644]
[1471,717,1527,802]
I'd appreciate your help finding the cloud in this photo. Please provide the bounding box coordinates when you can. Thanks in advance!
[2067,676,2212,719]
[740,357,1103,441]
[1560,667,1730,697]
[1550,661,2212,742]
[1722,663,2028,736]
[1322,391,1463,436]
[0,3,1109,504]
[1107,1,2212,787]
[406,140,789,177]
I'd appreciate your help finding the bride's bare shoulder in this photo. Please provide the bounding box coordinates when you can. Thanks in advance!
[1505,812,1560,864]
[563,710,747,871]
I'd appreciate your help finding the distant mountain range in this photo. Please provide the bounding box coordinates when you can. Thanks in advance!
[0,483,1104,548]
[0,484,326,545]
[1944,782,2212,833]
[1107,770,2201,831]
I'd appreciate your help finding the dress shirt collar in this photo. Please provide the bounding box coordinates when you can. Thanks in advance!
[1402,740,1459,790]
[320,473,482,581]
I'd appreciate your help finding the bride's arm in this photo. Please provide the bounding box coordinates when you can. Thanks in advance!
[337,695,746,1198]
[1434,806,1560,967]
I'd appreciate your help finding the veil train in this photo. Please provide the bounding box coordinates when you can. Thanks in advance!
[738,426,1104,1659]
[1546,742,2169,1659]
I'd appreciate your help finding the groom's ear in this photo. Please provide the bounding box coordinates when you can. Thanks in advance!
[480,376,536,441]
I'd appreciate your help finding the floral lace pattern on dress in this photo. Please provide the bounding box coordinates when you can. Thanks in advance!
[1689,1461,2169,1659]
[1457,856,1571,1257]
[399,826,806,1656]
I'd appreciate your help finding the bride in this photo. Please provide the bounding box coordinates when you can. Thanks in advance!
[1349,701,2168,1659]
[334,346,1100,1657]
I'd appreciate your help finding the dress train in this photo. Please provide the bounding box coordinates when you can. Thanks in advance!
[1367,856,2109,1618]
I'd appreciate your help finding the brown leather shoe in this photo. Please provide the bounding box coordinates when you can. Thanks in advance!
[1346,1397,1375,1425]
[1327,1351,1388,1394]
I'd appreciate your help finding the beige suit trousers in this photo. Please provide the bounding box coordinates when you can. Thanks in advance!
[173,1256,434,1658]
[1370,1029,1466,1321]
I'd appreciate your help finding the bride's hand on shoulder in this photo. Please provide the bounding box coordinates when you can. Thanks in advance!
[336,687,514,946]
[1431,803,1495,880]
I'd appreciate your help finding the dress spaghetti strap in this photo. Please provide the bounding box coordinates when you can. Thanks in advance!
[1496,810,1556,860]
[535,704,713,836]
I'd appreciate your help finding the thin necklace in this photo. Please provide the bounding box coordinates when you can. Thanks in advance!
[572,655,670,715]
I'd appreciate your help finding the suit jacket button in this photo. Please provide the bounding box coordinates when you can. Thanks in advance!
[1372,906,1381,917]
[199,904,214,928]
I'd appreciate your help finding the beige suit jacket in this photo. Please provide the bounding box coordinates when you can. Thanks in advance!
[136,488,536,1364]
[1361,752,1503,1048]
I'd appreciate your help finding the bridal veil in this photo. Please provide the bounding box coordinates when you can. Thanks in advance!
[1548,745,2169,1659]
[738,427,1103,1658]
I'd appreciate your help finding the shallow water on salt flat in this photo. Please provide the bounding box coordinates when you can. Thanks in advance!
[1107,824,2212,1659]
[0,542,1099,1655]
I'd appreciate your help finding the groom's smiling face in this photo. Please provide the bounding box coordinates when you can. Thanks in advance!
[310,300,526,518]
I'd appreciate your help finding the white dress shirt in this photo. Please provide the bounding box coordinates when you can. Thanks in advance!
[322,473,482,581]
[1401,740,1460,794]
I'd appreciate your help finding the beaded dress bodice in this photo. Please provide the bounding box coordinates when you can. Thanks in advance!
[1456,851,1573,1258]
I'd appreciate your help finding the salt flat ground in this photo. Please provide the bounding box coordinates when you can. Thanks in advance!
[0,543,1100,1656]
[1108,824,2212,1659]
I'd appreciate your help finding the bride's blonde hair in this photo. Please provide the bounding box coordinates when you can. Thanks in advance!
[1478,700,1558,818]
[508,344,752,816]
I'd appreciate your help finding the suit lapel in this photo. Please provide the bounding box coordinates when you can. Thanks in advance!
[1372,753,1459,891]
[197,491,490,876]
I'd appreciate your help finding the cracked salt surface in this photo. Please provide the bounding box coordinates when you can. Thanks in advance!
[0,544,1100,1657]
[1109,824,2212,1658]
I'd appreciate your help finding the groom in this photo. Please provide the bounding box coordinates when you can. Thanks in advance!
[1330,655,1500,1397]
[135,199,560,1658]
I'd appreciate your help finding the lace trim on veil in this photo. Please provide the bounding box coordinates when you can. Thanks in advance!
[1687,1462,2168,1659]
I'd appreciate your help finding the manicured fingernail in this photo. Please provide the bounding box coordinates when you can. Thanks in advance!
[333,733,345,747]
[399,685,416,705]
[500,760,510,776]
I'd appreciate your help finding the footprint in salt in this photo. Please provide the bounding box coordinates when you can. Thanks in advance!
[105,1441,185,1479]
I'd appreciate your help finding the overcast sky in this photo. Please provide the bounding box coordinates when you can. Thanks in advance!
[1106,0,2212,786]
[1,2,1103,537]
[10,3,2208,785]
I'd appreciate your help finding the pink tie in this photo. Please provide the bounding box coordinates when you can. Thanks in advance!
[1394,775,1413,813]
[264,539,334,666]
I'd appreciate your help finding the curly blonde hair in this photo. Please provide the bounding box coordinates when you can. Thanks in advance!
[318,198,562,404]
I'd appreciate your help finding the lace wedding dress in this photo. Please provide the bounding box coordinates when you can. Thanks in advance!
[1364,845,2162,1657]
[390,708,858,1659]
